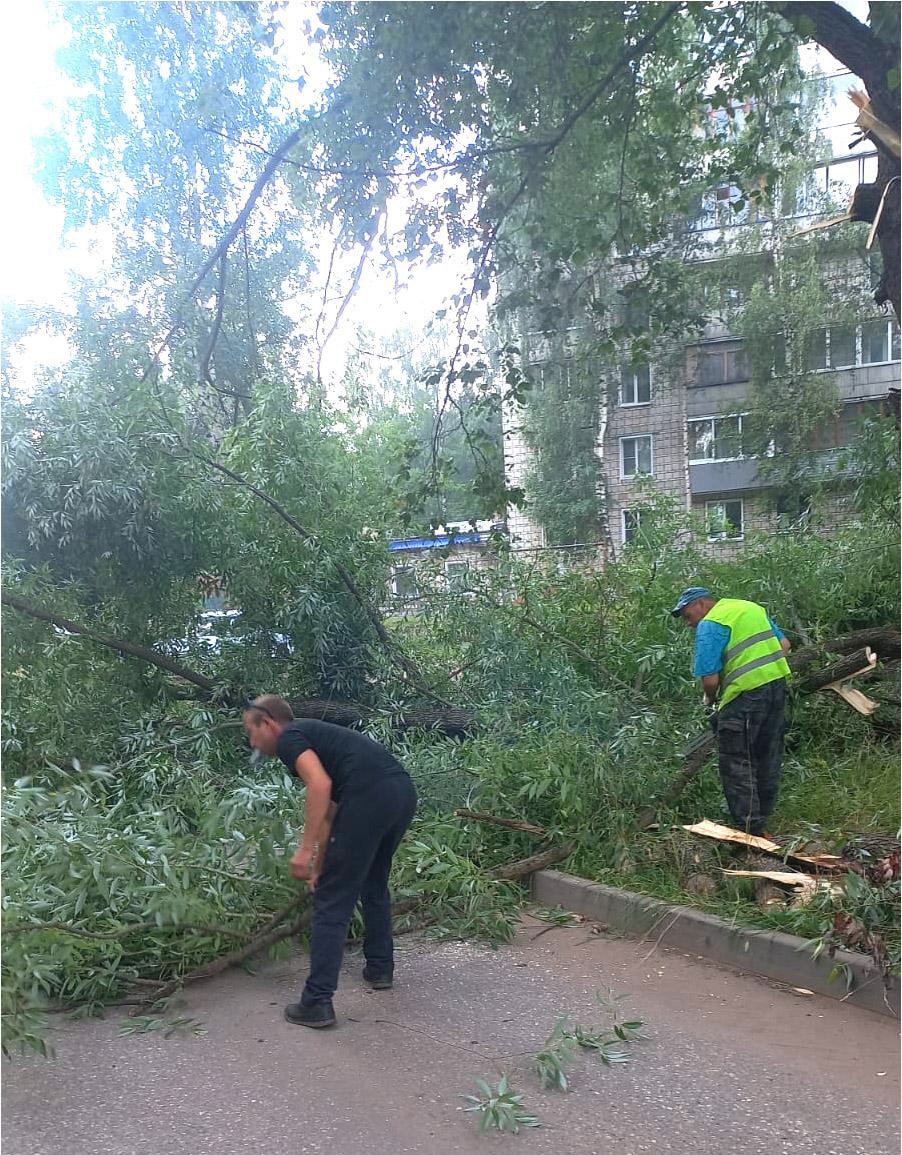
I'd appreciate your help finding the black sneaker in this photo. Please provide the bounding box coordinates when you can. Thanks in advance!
[362,967,393,990]
[284,999,336,1028]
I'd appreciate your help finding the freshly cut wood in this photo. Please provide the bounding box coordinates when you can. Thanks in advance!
[453,809,546,835]
[823,682,879,716]
[722,869,814,886]
[682,820,846,870]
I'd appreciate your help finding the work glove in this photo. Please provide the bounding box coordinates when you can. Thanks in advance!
[705,704,718,734]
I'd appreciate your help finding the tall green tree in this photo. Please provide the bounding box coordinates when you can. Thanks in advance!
[30,2,315,427]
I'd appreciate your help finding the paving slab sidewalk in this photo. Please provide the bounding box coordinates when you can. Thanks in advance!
[2,915,899,1155]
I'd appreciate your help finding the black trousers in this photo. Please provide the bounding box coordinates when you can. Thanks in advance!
[302,773,417,1005]
[715,679,787,837]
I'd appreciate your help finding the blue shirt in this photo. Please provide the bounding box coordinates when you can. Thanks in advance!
[693,617,785,678]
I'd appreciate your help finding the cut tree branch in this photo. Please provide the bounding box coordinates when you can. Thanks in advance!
[196,455,441,698]
[140,126,306,385]
[199,251,228,388]
[134,841,574,1011]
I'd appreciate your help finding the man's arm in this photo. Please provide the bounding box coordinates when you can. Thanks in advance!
[692,620,730,706]
[290,749,334,881]
[701,673,720,707]
[768,616,791,655]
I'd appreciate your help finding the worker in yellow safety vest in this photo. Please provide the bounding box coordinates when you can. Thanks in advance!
[671,587,792,838]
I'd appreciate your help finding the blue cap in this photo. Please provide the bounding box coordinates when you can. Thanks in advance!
[670,586,713,617]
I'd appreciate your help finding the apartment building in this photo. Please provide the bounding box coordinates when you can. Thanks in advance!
[502,66,900,557]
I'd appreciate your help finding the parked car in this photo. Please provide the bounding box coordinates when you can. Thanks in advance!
[162,610,294,659]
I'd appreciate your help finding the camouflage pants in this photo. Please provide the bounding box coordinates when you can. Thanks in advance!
[716,679,787,837]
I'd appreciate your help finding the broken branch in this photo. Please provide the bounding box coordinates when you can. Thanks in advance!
[453,809,547,835]
[133,842,574,1011]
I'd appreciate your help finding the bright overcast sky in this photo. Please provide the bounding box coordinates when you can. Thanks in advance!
[0,1,869,384]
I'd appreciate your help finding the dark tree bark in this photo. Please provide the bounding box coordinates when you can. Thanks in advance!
[1,590,476,737]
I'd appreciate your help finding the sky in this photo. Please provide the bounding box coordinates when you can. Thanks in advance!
[0,0,870,389]
[0,0,475,391]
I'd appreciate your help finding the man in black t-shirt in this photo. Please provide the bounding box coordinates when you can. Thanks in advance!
[242,694,417,1029]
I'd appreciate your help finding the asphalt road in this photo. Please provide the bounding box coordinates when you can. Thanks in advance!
[3,914,898,1155]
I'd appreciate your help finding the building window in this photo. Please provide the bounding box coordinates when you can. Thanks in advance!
[693,183,753,230]
[861,319,900,365]
[444,560,470,593]
[622,509,644,544]
[391,566,420,600]
[775,492,811,531]
[695,343,748,386]
[688,414,744,462]
[619,285,649,332]
[805,321,900,370]
[706,499,744,541]
[620,364,651,406]
[811,400,882,450]
[620,435,653,478]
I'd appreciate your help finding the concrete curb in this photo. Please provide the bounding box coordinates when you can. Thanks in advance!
[532,870,900,1019]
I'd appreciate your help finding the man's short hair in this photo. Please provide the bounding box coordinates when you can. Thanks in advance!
[245,694,294,724]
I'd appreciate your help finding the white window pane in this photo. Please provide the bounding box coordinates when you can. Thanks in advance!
[706,500,743,540]
[830,325,856,368]
[713,416,742,459]
[893,325,901,361]
[636,364,651,403]
[392,567,419,599]
[622,436,652,476]
[620,366,636,405]
[861,321,889,364]
[623,510,639,543]
[688,420,714,460]
[805,328,827,371]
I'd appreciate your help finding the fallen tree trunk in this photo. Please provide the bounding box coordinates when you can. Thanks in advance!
[2,591,475,737]
[795,647,876,693]
[131,841,574,1012]
[789,627,900,672]
[290,698,476,736]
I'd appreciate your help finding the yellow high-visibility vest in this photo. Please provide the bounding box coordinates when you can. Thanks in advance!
[702,598,790,708]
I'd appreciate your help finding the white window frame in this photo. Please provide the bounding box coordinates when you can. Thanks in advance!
[444,559,470,592]
[621,509,643,545]
[687,413,746,464]
[620,435,654,479]
[390,565,420,600]
[807,320,900,372]
[619,363,652,407]
[694,342,749,387]
[705,499,744,542]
